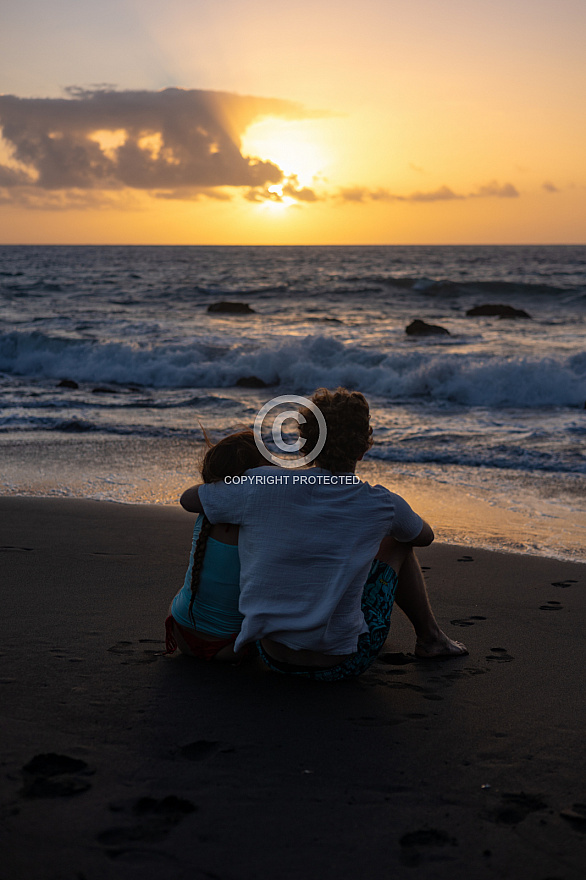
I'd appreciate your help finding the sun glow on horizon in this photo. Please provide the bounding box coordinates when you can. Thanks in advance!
[1,0,585,244]
[242,118,330,189]
[263,184,296,210]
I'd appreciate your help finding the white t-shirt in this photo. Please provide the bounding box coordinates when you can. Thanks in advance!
[198,467,423,654]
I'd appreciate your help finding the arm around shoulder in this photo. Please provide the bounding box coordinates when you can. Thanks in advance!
[180,485,204,513]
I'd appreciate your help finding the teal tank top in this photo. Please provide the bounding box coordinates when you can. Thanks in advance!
[171,515,243,637]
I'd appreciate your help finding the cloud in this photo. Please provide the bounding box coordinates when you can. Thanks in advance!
[471,180,519,198]
[407,185,463,203]
[0,89,525,214]
[542,180,559,193]
[245,175,319,204]
[337,186,370,203]
[282,175,319,202]
[337,181,519,204]
[0,187,143,211]
[337,184,462,203]
[0,86,322,203]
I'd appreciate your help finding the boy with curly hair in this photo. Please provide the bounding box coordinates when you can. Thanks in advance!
[181,387,467,680]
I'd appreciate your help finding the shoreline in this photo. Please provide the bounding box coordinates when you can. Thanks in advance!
[1,496,585,879]
[1,490,584,564]
[2,430,585,564]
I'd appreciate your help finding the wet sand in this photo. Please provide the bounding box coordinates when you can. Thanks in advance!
[3,433,585,561]
[1,497,585,880]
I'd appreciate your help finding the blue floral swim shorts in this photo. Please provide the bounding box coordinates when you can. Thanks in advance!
[256,558,399,682]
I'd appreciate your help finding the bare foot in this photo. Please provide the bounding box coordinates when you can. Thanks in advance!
[415,631,468,659]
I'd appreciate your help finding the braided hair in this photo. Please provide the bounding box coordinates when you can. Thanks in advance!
[187,429,261,626]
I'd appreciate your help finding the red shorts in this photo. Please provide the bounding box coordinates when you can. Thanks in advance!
[164,615,238,661]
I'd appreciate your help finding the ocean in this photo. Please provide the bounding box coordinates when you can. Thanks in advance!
[1,244,585,560]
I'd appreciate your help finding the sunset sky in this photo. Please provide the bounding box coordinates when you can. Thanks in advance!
[1,0,585,244]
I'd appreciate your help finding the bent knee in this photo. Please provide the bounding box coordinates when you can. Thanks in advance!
[375,537,414,570]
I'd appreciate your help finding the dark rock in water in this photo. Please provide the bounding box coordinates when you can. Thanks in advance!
[60,420,92,432]
[466,303,531,319]
[57,378,79,389]
[92,386,119,394]
[405,319,450,337]
[234,376,269,388]
[207,301,255,314]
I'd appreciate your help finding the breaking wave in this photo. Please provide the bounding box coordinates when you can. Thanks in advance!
[1,330,584,408]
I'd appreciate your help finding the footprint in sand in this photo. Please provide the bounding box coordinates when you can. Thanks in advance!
[450,615,488,626]
[400,827,458,865]
[540,601,563,611]
[178,740,236,761]
[107,640,163,663]
[348,716,405,728]
[107,641,134,655]
[560,803,586,829]
[20,753,93,798]
[179,740,221,761]
[97,796,196,851]
[0,545,34,552]
[486,648,514,663]
[377,652,417,666]
[487,792,547,825]
[400,827,458,847]
[551,579,577,588]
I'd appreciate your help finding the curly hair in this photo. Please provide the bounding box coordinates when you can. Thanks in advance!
[188,429,260,626]
[298,387,373,474]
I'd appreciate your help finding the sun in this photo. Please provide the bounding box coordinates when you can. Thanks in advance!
[241,118,329,189]
[262,184,296,211]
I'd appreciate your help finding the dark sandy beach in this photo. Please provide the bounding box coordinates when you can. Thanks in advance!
[1,497,585,880]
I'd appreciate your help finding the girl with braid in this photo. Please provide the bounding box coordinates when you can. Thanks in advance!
[165,430,263,661]
[180,388,467,680]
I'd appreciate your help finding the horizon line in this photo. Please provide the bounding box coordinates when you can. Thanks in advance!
[1,242,585,248]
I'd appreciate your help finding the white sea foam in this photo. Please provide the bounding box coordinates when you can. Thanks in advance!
[1,329,584,408]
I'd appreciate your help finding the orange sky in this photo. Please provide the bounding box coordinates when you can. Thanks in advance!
[1,0,585,244]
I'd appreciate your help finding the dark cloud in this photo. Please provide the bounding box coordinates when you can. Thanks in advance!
[0,86,321,201]
[0,165,31,186]
[0,187,140,211]
[153,187,232,201]
[282,175,318,202]
[542,180,559,193]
